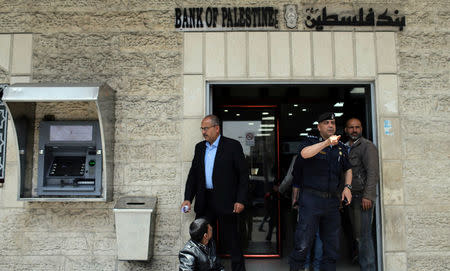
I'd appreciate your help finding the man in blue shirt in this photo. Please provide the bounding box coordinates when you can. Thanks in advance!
[181,115,248,271]
[289,112,353,271]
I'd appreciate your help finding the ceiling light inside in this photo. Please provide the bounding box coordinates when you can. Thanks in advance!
[350,87,365,94]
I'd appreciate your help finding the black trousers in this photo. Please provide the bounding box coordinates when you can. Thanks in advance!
[289,191,340,271]
[196,191,246,271]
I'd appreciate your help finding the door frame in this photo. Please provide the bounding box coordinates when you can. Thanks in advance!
[207,80,382,268]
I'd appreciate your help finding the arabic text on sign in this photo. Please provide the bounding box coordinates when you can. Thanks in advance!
[305,7,405,31]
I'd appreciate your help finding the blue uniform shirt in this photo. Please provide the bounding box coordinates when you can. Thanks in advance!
[292,135,351,193]
[204,135,221,189]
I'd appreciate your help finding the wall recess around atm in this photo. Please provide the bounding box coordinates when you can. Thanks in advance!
[2,84,115,202]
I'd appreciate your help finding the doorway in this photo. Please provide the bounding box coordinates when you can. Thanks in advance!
[211,82,380,269]
[217,105,280,257]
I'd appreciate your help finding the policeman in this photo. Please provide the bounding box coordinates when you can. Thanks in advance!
[289,112,353,271]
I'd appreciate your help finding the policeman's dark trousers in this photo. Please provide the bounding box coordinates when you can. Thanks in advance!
[196,197,245,271]
[289,192,340,271]
[348,196,376,271]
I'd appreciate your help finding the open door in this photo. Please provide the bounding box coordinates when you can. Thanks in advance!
[216,105,281,257]
[210,82,380,269]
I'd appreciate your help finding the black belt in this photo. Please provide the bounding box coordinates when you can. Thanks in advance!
[303,187,337,199]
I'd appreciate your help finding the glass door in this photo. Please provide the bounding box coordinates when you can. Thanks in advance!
[216,105,280,257]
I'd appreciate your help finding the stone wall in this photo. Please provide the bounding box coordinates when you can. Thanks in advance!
[0,0,449,270]
[1,1,183,269]
[396,1,450,271]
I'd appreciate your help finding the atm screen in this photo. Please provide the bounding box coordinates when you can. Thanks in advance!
[50,125,93,141]
[49,157,86,177]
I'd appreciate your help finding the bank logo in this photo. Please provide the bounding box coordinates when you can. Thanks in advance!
[284,4,298,29]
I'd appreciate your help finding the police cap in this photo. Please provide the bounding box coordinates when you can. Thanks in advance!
[317,112,335,123]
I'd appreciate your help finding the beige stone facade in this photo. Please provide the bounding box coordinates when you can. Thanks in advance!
[0,1,449,270]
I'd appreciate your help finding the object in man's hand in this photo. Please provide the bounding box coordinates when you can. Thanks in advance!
[329,135,340,144]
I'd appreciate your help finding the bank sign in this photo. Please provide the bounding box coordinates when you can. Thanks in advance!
[174,6,405,31]
[175,7,280,29]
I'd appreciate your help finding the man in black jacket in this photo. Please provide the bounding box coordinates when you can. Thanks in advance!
[179,218,225,271]
[181,115,248,271]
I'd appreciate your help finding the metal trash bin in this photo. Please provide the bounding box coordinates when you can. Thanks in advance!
[114,196,157,261]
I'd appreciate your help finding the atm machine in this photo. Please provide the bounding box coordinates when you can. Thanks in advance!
[37,121,102,196]
[2,83,115,201]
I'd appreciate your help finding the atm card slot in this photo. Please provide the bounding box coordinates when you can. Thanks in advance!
[74,178,95,185]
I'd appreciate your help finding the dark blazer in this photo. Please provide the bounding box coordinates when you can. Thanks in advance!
[184,136,249,215]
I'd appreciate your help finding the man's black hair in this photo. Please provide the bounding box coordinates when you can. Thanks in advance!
[345,117,363,127]
[189,218,210,242]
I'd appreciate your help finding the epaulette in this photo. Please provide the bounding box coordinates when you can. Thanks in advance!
[305,135,320,143]
[304,135,320,144]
